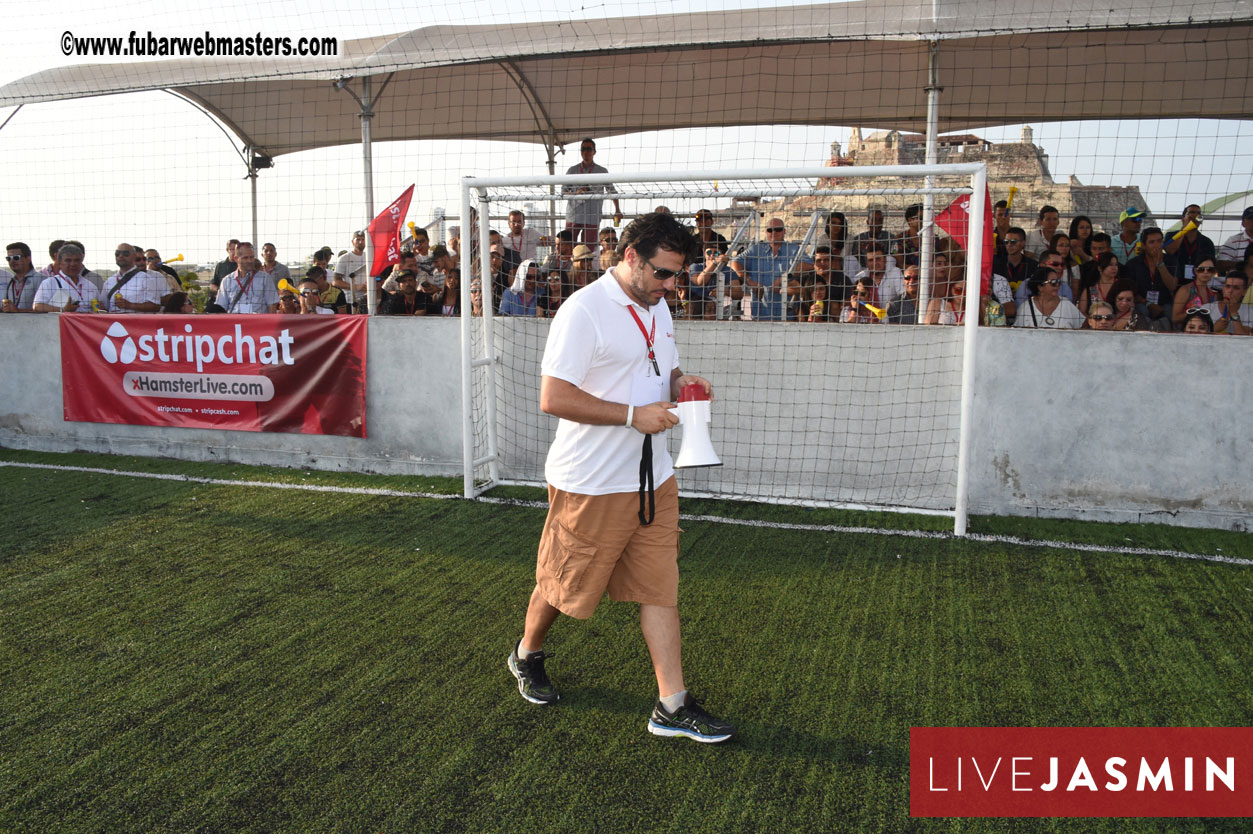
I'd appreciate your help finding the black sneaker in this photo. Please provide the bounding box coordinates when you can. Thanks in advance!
[647,694,735,743]
[508,643,559,705]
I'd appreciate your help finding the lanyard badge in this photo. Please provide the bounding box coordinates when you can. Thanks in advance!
[627,306,660,376]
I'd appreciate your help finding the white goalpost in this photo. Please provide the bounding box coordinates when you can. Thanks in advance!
[461,163,988,535]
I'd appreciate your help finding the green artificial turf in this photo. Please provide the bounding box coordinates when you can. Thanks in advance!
[1,450,1250,833]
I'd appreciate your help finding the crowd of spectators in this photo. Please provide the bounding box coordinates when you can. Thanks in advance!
[5,188,1251,337]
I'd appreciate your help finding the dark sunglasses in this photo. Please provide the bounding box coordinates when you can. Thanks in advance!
[1091,314,1113,321]
[1195,266,1216,273]
[645,258,682,281]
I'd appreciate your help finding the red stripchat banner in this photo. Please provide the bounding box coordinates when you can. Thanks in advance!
[911,727,1253,817]
[60,314,367,437]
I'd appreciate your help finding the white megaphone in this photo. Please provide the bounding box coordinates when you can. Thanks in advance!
[674,382,722,469]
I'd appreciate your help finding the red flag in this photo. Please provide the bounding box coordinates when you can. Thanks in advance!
[366,184,415,276]
[934,187,994,294]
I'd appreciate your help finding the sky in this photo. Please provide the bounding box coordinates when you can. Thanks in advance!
[2,0,1249,269]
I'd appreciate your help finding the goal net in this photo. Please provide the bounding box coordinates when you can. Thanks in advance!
[461,163,988,526]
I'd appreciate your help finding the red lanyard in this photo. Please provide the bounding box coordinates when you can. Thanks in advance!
[7,275,28,303]
[626,306,660,376]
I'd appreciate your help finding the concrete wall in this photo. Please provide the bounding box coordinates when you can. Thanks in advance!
[968,328,1250,530]
[2,314,1248,530]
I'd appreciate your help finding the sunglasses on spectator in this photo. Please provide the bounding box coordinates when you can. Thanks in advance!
[280,294,297,301]
[300,290,320,296]
[1004,237,1023,244]
[1195,266,1216,273]
[766,227,785,234]
[1091,314,1113,321]
[645,258,682,280]
[5,254,23,261]
[1184,306,1209,315]
[1040,278,1062,286]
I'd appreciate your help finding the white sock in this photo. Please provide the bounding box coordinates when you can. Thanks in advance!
[660,690,687,713]
[516,639,540,660]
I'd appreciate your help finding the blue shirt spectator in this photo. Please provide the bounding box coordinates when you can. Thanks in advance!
[731,220,809,321]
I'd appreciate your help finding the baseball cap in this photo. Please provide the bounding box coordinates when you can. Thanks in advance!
[1119,207,1145,224]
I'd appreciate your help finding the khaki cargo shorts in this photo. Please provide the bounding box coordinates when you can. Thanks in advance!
[536,476,680,619]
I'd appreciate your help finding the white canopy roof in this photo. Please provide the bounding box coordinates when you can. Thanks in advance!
[2,0,1250,157]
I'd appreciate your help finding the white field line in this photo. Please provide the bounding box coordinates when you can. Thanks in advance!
[3,460,1248,567]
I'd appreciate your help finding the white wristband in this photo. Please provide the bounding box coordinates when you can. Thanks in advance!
[625,404,634,428]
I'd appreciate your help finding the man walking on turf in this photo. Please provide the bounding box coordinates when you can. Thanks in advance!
[508,212,735,744]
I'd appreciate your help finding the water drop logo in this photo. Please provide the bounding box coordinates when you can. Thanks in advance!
[100,321,137,365]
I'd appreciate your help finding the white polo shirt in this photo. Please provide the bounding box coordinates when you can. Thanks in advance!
[33,273,101,312]
[333,251,368,306]
[100,268,164,313]
[542,271,680,495]
[503,226,541,261]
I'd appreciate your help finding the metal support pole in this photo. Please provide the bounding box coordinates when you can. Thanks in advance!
[919,40,941,319]
[248,163,259,248]
[360,76,377,316]
[546,143,558,249]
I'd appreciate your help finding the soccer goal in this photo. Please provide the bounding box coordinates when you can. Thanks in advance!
[460,163,988,534]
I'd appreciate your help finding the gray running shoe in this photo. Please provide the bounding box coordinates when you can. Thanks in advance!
[508,644,560,705]
[647,694,735,743]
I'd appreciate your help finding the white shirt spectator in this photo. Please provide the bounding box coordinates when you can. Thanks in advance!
[33,273,101,312]
[216,269,279,313]
[1203,300,1253,331]
[855,265,905,308]
[503,227,541,262]
[100,268,164,314]
[1023,228,1054,261]
[333,251,368,307]
[1217,229,1252,273]
[1013,297,1085,329]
